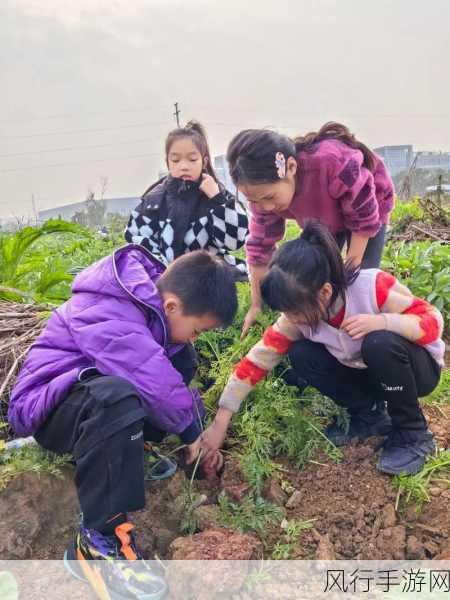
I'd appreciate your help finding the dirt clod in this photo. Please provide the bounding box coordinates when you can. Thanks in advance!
[169,528,262,560]
[381,503,397,528]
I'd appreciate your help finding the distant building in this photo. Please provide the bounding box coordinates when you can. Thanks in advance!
[374,145,450,177]
[416,152,450,170]
[38,196,140,222]
[374,145,414,176]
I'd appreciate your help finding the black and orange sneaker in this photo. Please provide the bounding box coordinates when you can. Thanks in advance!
[64,521,167,600]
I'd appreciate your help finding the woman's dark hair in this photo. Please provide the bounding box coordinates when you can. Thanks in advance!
[226,122,377,186]
[165,120,219,181]
[294,122,376,172]
[260,221,359,328]
[157,250,238,327]
[227,129,296,185]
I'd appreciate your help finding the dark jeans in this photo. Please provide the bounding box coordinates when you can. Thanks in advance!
[34,345,197,530]
[289,331,440,430]
[335,224,386,268]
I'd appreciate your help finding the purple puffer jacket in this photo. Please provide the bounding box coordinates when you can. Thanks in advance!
[8,244,203,437]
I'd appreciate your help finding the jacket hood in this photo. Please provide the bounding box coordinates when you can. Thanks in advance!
[72,244,166,312]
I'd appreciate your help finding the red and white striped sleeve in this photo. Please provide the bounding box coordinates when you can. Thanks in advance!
[218,315,301,412]
[375,271,444,347]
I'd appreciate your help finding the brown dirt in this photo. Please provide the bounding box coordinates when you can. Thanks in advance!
[271,404,450,560]
[0,402,448,565]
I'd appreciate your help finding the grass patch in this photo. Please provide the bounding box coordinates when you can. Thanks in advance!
[218,494,283,536]
[393,449,450,511]
[423,369,450,406]
[271,518,315,559]
[0,444,72,491]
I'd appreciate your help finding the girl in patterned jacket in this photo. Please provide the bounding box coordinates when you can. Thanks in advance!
[201,222,444,476]
[125,120,249,280]
[226,122,395,337]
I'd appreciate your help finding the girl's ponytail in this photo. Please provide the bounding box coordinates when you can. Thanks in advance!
[299,221,358,294]
[294,122,377,172]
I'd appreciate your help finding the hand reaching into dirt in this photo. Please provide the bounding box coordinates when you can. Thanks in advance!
[241,304,262,340]
[201,415,230,460]
[185,437,203,465]
[201,450,224,479]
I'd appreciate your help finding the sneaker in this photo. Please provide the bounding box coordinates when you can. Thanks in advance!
[144,443,177,481]
[377,428,436,475]
[325,403,392,446]
[64,522,167,600]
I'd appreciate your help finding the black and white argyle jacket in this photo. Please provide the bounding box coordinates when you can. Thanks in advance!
[125,175,249,278]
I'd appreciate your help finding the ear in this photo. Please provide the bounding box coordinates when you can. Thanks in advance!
[163,295,182,315]
[287,156,297,176]
[203,156,209,168]
[319,282,333,304]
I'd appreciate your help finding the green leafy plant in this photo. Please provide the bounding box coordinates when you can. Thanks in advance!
[393,449,450,511]
[218,493,283,536]
[0,444,72,491]
[382,241,450,328]
[271,518,315,559]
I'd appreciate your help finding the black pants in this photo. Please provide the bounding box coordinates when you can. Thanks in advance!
[289,331,440,430]
[34,345,197,531]
[336,224,386,269]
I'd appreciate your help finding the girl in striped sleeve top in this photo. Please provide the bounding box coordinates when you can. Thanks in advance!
[226,122,394,338]
[201,222,444,476]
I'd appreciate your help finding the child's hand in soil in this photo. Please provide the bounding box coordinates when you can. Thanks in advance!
[342,313,386,340]
[199,174,220,199]
[201,449,224,474]
[201,408,232,460]
[185,437,202,464]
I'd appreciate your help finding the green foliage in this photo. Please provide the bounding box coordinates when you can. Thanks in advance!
[271,518,315,559]
[0,220,85,303]
[424,370,450,406]
[388,198,425,236]
[0,219,124,304]
[393,449,450,511]
[0,444,72,491]
[382,241,450,328]
[179,479,204,535]
[218,493,283,536]
[197,284,342,495]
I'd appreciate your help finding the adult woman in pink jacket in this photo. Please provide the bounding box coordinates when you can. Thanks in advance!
[226,122,395,337]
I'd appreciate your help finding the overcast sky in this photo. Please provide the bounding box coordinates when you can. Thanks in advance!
[1,0,449,218]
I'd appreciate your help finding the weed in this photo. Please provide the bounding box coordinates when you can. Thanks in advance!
[393,449,450,511]
[217,494,283,536]
[271,518,315,559]
[0,444,72,490]
[423,369,450,406]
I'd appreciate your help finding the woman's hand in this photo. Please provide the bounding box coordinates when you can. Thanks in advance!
[199,174,220,199]
[241,304,262,340]
[342,313,386,340]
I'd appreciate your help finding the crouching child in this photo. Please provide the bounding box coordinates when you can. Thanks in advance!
[201,222,444,478]
[8,247,237,600]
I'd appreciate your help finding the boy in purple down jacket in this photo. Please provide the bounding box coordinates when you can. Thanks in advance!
[8,245,237,600]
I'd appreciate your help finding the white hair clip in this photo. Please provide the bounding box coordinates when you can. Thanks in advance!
[275,152,286,179]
